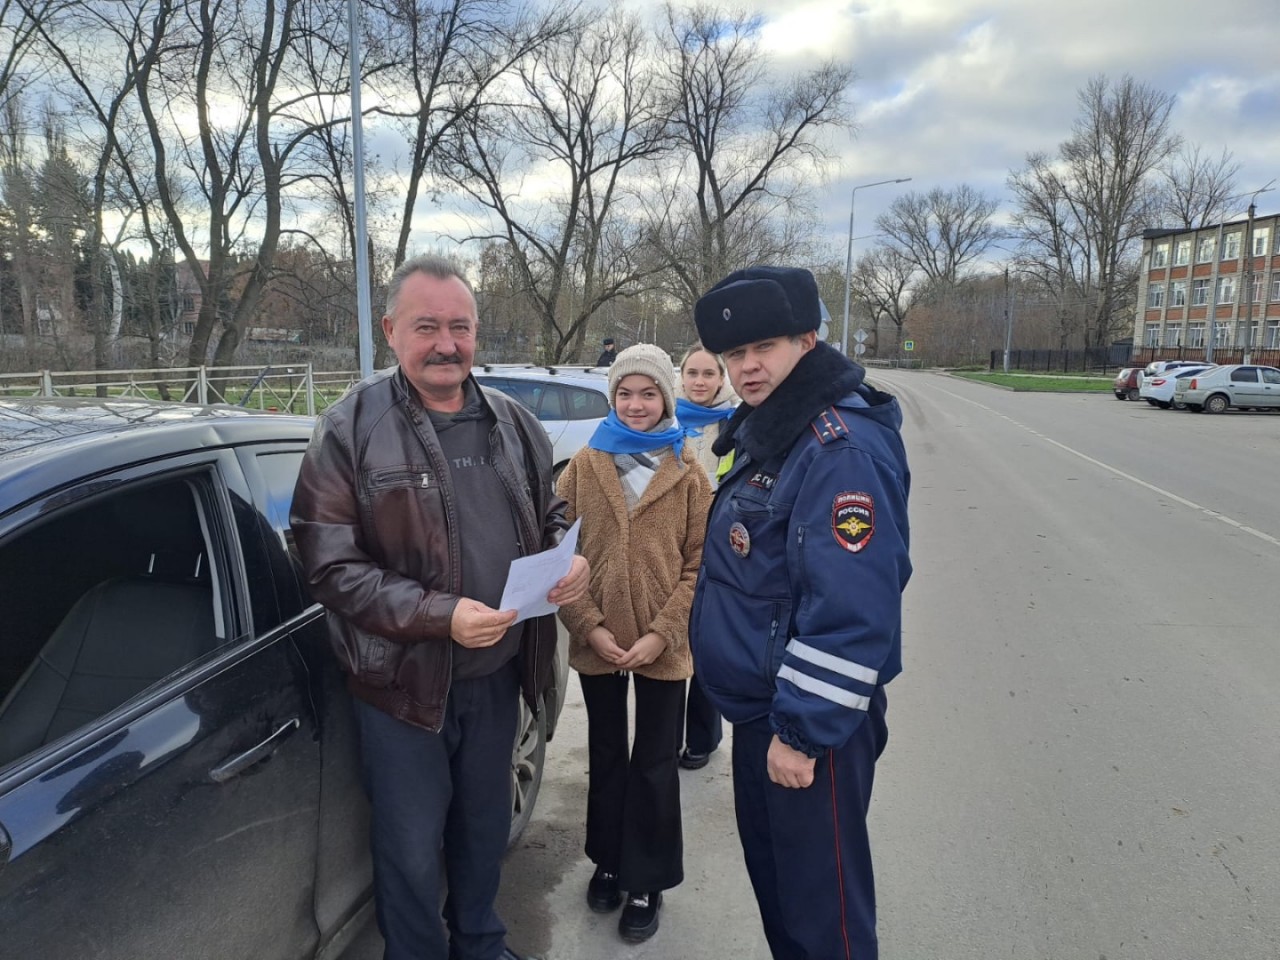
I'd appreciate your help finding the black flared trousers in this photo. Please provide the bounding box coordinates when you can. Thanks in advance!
[579,671,686,893]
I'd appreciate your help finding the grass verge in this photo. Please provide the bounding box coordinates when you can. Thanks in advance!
[952,372,1114,393]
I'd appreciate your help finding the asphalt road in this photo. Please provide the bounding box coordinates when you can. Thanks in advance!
[348,371,1280,960]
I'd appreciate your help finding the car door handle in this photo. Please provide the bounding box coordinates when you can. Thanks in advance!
[209,718,300,784]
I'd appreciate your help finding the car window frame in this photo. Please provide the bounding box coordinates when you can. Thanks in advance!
[0,451,261,782]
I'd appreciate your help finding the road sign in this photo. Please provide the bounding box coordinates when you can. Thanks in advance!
[903,340,915,351]
[854,343,866,356]
[854,328,868,344]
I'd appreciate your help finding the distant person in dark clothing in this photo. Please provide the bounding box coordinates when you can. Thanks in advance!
[596,337,618,367]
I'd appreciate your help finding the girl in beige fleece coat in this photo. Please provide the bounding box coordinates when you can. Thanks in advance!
[555,343,712,945]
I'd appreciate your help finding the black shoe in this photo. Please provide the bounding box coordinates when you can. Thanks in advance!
[587,865,623,913]
[679,748,711,770]
[618,891,662,943]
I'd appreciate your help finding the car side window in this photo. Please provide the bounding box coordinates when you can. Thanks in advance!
[248,450,309,622]
[567,386,610,420]
[0,473,229,771]
[1263,369,1280,385]
[538,384,567,420]
[1230,367,1258,383]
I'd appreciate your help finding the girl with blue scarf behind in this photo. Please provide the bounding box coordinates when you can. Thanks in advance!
[675,343,738,773]
[555,343,713,945]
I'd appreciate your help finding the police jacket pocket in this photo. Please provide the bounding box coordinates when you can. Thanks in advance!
[692,576,791,720]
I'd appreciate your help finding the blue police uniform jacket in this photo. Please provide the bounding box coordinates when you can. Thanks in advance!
[690,351,911,758]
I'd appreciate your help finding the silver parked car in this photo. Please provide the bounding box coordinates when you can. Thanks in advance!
[475,365,612,478]
[1174,364,1280,413]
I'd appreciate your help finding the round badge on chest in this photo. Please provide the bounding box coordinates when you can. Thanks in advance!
[729,521,751,558]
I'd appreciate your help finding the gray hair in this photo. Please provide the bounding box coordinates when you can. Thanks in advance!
[385,254,474,317]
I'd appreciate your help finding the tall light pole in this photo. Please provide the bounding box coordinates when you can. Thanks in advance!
[1239,181,1275,364]
[348,0,374,378]
[841,177,911,356]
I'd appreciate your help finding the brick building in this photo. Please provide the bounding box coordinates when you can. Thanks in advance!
[1132,210,1280,366]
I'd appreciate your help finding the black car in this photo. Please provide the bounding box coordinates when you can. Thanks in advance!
[0,397,564,959]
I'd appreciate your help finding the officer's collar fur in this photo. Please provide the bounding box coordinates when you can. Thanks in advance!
[712,342,865,462]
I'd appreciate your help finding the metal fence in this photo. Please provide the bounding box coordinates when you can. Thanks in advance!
[0,364,362,415]
[1127,345,1280,368]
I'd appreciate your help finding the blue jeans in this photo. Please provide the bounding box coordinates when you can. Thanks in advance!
[354,662,519,960]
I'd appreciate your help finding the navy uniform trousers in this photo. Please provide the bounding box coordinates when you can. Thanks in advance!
[353,662,519,960]
[731,686,888,960]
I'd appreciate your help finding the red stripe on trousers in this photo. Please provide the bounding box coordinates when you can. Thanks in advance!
[828,748,853,959]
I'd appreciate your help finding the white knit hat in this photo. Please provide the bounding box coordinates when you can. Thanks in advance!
[608,343,676,417]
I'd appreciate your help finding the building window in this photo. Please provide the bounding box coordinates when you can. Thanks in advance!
[1216,276,1235,304]
[1144,323,1160,347]
[1173,239,1191,265]
[1272,275,1280,301]
[1146,282,1165,308]
[1187,322,1206,347]
[1192,279,1211,305]
[1253,228,1271,257]
[1196,236,1216,263]
[1267,321,1280,349]
[1236,323,1259,348]
[1222,233,1241,259]
[1250,274,1263,303]
[1151,243,1169,267]
[182,296,196,313]
[1214,322,1231,347]
[1163,325,1182,347]
[1170,280,1187,306]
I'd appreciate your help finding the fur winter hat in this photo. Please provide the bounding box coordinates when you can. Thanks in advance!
[607,343,677,417]
[694,266,822,354]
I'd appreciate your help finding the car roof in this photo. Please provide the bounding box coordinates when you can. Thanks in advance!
[0,397,313,515]
[475,365,611,390]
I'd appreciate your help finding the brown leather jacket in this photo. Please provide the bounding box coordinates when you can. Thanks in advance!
[290,367,567,731]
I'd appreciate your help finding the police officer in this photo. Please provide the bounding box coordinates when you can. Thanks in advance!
[688,266,911,960]
[596,337,618,367]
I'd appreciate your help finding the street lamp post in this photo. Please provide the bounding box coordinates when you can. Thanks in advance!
[841,177,912,356]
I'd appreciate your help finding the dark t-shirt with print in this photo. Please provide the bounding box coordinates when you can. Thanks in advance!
[428,382,523,680]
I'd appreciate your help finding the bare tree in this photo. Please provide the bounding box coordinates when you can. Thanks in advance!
[439,9,669,362]
[0,94,40,340]
[128,0,353,370]
[648,2,854,309]
[1008,152,1091,349]
[874,184,1001,284]
[850,246,914,356]
[1159,143,1240,229]
[0,0,53,115]
[1009,74,1179,348]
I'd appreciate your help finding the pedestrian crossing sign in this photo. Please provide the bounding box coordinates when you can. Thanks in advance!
[903,340,915,351]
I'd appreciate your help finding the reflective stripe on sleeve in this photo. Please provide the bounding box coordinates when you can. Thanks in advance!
[777,665,871,711]
[786,639,879,685]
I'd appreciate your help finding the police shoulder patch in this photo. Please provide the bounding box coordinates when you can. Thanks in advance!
[831,492,874,554]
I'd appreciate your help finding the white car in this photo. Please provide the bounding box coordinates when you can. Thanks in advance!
[475,365,611,477]
[1138,364,1212,409]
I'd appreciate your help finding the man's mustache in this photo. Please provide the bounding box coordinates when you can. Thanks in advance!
[424,355,463,365]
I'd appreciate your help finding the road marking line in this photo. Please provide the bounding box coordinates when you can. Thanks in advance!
[925,382,1280,550]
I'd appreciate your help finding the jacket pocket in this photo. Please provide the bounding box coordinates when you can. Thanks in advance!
[692,575,791,718]
[331,619,406,688]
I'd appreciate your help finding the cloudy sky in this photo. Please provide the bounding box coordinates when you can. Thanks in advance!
[683,0,1280,261]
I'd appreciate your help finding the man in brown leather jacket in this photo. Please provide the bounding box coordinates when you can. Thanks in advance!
[291,254,588,960]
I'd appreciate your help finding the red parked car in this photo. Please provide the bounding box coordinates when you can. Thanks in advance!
[1113,367,1142,400]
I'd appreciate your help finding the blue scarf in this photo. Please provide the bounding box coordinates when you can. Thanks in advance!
[675,397,734,432]
[587,410,686,458]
